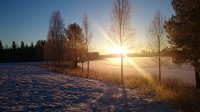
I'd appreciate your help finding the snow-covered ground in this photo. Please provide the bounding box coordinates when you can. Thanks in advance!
[0,63,174,111]
[83,57,195,84]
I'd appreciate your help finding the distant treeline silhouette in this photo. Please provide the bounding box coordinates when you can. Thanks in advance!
[0,40,45,62]
[0,39,100,63]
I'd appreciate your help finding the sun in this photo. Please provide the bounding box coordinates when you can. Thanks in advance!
[113,46,126,54]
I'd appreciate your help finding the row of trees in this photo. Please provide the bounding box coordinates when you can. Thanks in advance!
[44,11,92,75]
[145,0,200,89]
[1,0,199,89]
[109,0,166,85]
[0,40,45,62]
[110,0,200,89]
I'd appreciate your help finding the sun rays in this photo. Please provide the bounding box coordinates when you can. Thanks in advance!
[112,46,127,54]
[92,19,151,80]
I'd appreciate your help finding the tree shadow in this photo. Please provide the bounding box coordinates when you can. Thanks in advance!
[0,63,174,111]
[122,84,128,109]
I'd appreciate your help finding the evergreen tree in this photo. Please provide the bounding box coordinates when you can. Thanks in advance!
[30,42,34,48]
[12,41,17,50]
[165,0,200,89]
[35,40,45,61]
[20,41,25,49]
[0,40,3,50]
[65,23,85,68]
[0,40,3,61]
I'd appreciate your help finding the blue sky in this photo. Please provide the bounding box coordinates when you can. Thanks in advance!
[0,0,174,54]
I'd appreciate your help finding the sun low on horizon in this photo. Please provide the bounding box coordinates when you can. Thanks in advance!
[112,46,127,54]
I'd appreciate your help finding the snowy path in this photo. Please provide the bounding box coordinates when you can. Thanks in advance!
[0,63,174,111]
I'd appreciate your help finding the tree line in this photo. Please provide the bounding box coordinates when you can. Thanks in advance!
[0,37,99,64]
[0,11,99,70]
[1,0,199,89]
[109,0,200,89]
[43,10,97,73]
[0,40,45,62]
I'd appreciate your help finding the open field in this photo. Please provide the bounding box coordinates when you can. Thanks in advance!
[81,57,195,84]
[0,63,174,111]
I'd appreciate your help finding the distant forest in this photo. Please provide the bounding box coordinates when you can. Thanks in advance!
[0,39,172,63]
[0,40,45,62]
[0,40,101,63]
[101,48,172,58]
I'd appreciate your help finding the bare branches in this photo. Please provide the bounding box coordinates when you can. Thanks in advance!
[44,10,65,66]
[146,10,167,51]
[82,13,92,48]
[110,0,134,48]
[146,9,167,82]
[109,0,134,84]
[82,13,93,76]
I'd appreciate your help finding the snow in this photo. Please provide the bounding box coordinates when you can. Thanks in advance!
[0,63,174,111]
[82,57,195,84]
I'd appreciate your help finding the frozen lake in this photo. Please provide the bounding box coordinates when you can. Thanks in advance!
[82,57,195,85]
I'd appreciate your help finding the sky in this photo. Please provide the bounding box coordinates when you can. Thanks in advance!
[0,0,174,54]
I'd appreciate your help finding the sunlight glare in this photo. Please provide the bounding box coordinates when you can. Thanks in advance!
[113,46,126,54]
[92,18,152,80]
[123,54,152,80]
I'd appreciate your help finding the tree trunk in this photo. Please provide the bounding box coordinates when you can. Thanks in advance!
[46,61,49,65]
[69,61,71,68]
[74,58,78,68]
[159,56,161,82]
[195,68,200,89]
[87,61,89,77]
[82,62,84,72]
[121,53,124,85]
[54,61,56,67]
[58,60,61,67]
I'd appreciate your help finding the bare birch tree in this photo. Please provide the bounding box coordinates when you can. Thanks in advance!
[146,10,167,82]
[82,13,92,76]
[44,10,65,66]
[110,0,134,84]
